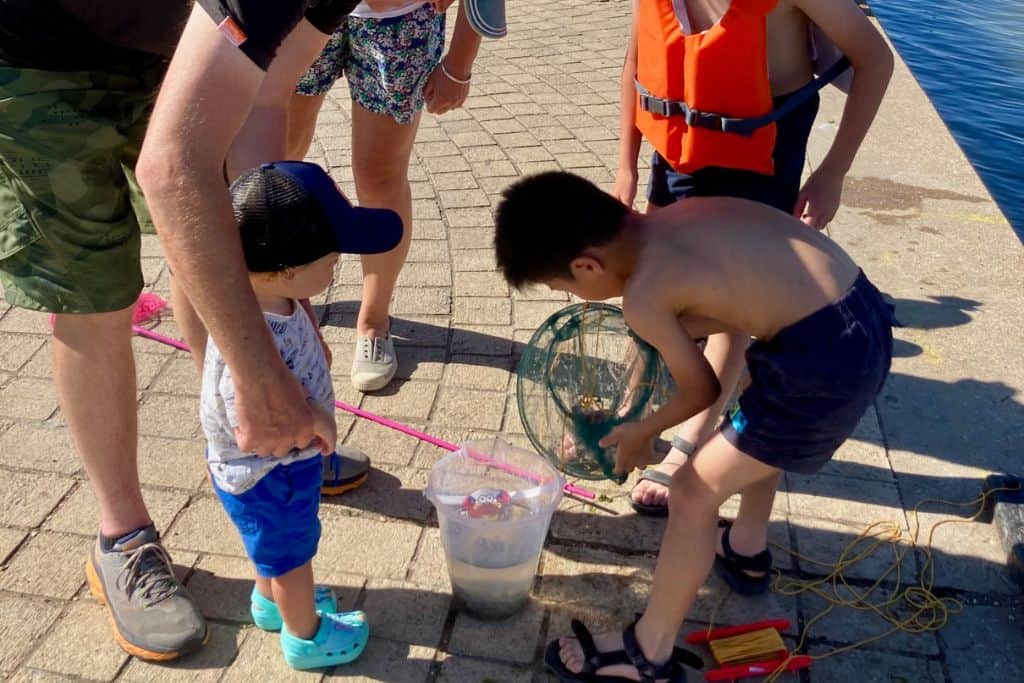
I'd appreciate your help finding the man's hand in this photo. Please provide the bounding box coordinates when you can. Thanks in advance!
[600,421,657,475]
[793,169,844,230]
[233,367,336,457]
[307,404,338,456]
[424,58,471,115]
[612,166,639,208]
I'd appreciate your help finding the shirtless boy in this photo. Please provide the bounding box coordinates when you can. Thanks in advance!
[619,0,893,515]
[494,171,894,682]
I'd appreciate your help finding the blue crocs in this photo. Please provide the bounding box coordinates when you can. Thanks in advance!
[250,585,338,631]
[280,610,369,670]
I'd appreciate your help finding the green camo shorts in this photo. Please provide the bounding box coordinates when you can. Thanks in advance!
[0,62,165,314]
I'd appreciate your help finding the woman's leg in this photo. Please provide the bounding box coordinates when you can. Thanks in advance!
[350,104,419,341]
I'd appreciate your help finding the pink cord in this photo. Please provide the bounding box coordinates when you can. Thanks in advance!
[133,325,190,352]
[333,398,594,498]
[128,307,595,499]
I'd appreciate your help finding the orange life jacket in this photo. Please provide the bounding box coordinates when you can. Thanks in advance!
[635,0,779,176]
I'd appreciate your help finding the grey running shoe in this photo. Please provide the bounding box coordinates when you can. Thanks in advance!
[86,525,207,660]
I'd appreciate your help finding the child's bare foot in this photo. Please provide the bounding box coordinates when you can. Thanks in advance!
[549,620,700,682]
[558,630,642,680]
[630,437,696,516]
[630,450,686,508]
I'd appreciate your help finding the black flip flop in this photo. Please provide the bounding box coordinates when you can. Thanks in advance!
[630,437,695,517]
[714,519,773,595]
[545,618,702,683]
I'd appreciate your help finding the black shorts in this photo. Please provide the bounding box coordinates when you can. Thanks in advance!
[720,271,894,474]
[647,89,820,213]
[198,0,358,71]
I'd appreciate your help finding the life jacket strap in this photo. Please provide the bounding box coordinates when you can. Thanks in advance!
[636,56,851,138]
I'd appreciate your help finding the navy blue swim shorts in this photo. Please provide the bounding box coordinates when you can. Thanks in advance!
[212,455,323,578]
[720,271,894,474]
[647,89,820,212]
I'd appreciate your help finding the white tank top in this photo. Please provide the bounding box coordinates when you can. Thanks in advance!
[348,1,425,20]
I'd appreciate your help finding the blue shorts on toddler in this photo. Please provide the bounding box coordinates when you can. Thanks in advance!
[212,455,323,577]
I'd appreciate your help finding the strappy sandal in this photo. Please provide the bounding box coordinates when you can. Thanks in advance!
[544,618,702,682]
[630,436,695,517]
[714,519,773,595]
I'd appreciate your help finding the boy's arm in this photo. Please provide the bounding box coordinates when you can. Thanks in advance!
[600,293,721,474]
[791,0,894,229]
[613,0,643,207]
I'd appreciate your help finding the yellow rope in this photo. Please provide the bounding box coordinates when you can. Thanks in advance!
[709,628,787,665]
[702,487,1013,682]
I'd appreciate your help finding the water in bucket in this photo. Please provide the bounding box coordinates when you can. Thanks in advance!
[424,437,563,619]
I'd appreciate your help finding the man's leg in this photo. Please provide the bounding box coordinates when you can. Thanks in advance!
[558,435,779,679]
[54,304,207,660]
[169,273,209,371]
[287,91,329,160]
[53,308,148,537]
[632,331,749,508]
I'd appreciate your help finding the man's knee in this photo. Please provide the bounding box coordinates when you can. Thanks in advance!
[53,306,135,345]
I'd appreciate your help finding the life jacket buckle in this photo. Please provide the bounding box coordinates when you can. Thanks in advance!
[684,108,727,132]
[639,93,673,118]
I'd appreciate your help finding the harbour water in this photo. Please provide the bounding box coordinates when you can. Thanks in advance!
[871,0,1024,237]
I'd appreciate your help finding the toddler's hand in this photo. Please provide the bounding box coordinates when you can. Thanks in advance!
[793,169,844,230]
[599,422,656,475]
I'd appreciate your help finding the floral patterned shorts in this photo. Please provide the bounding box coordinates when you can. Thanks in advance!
[296,3,445,125]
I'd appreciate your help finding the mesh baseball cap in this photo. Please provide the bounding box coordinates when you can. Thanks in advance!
[465,0,507,39]
[231,161,403,272]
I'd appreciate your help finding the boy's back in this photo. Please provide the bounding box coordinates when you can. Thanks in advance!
[626,196,861,340]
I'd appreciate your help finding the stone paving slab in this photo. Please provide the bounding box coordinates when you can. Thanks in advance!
[1,1,1021,681]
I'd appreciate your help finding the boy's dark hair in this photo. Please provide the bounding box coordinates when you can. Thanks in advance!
[494,171,629,288]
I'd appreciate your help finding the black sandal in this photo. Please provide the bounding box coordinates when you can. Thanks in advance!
[714,519,773,595]
[545,618,702,682]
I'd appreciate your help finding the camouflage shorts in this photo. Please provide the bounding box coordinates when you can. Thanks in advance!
[0,63,164,314]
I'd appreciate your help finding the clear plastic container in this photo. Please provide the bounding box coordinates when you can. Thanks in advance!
[424,437,564,619]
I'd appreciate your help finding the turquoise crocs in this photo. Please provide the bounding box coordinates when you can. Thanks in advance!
[250,585,338,631]
[280,610,369,670]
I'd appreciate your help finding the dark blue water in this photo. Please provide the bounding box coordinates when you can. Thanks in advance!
[871,0,1024,238]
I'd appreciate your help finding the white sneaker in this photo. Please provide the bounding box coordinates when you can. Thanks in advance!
[351,334,397,392]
